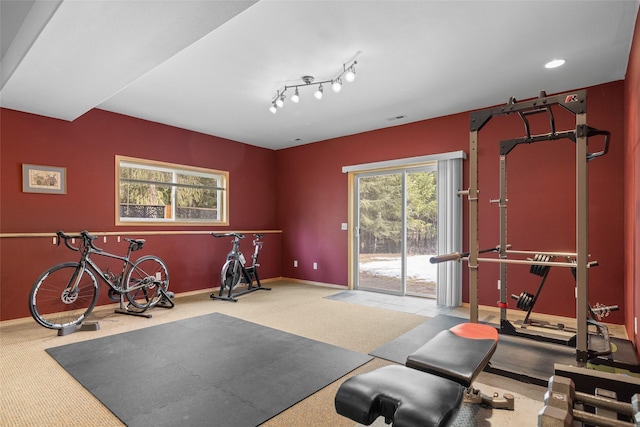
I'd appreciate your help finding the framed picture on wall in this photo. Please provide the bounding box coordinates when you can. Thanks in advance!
[22,164,67,194]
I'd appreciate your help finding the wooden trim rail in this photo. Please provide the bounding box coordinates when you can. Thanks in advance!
[0,230,282,238]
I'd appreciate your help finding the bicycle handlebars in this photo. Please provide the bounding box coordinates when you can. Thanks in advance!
[56,230,102,252]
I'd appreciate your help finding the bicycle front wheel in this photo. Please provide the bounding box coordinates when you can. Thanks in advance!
[29,262,99,330]
[125,256,169,310]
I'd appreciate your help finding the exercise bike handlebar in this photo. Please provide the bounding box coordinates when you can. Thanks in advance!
[212,232,245,239]
[212,233,265,240]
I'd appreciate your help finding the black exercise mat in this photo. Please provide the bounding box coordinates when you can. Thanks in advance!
[370,314,576,386]
[487,332,577,385]
[46,313,372,427]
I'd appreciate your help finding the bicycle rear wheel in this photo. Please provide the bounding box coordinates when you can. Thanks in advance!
[220,259,241,290]
[125,256,169,310]
[29,262,99,329]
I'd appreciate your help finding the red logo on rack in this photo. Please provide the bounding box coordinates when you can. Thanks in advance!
[565,94,578,103]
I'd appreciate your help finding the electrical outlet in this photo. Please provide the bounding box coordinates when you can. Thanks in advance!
[341,223,348,230]
[313,262,318,270]
[293,260,298,268]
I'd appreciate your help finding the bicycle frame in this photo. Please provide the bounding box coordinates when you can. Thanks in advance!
[80,251,119,288]
[67,236,147,296]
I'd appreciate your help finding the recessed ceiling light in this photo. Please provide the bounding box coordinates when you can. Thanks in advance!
[545,59,566,69]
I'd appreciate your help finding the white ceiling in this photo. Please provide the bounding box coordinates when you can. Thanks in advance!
[1,0,638,150]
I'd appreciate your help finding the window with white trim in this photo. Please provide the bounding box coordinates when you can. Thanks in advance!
[116,156,228,225]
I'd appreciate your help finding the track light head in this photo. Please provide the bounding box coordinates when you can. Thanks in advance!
[345,66,356,83]
[332,78,342,93]
[269,104,277,114]
[275,94,284,108]
[291,88,300,103]
[314,84,323,100]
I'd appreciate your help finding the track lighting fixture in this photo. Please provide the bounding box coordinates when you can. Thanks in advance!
[268,59,358,113]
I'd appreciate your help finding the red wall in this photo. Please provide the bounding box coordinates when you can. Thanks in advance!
[0,108,280,321]
[0,81,630,328]
[276,111,469,285]
[276,81,626,323]
[624,11,640,357]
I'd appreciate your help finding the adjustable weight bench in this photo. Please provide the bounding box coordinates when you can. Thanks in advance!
[335,323,513,427]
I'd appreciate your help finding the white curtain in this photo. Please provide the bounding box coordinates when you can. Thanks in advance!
[436,157,463,306]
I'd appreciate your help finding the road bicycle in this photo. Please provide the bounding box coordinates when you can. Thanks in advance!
[210,232,270,302]
[29,230,173,332]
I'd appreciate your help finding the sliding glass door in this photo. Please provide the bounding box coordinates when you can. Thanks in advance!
[355,166,437,297]
[357,172,404,294]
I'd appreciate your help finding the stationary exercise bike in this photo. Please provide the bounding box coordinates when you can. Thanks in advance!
[210,232,270,302]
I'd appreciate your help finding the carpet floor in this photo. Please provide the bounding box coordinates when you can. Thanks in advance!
[1,280,564,426]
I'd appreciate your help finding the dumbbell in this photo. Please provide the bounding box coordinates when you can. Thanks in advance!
[538,376,640,427]
[591,303,620,320]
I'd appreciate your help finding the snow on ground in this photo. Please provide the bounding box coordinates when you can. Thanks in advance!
[359,255,437,282]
